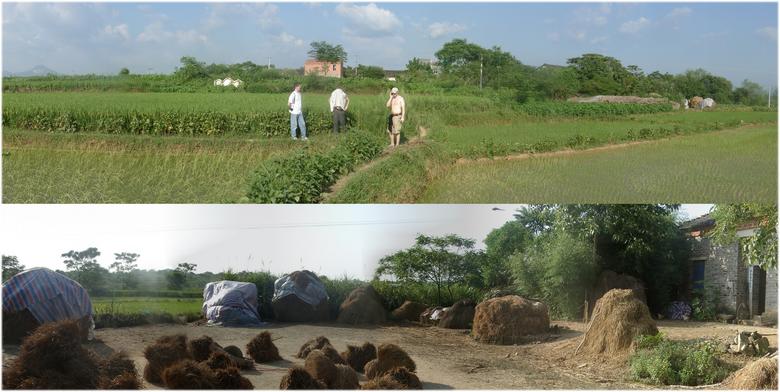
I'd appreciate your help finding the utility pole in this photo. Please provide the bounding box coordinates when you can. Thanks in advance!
[479,56,483,90]
[268,57,271,69]
[769,86,772,108]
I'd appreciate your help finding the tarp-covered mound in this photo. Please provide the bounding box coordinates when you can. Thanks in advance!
[439,299,476,329]
[576,289,658,357]
[202,281,263,327]
[337,285,386,325]
[2,268,94,343]
[472,295,549,344]
[272,270,330,322]
[588,270,646,318]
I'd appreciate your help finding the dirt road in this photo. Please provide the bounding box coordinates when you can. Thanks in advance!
[3,320,777,389]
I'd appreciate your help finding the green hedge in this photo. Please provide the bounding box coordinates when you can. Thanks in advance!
[246,130,384,203]
[107,289,202,298]
[2,107,346,137]
[517,102,675,117]
[630,334,732,386]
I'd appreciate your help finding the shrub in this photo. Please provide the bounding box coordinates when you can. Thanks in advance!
[630,335,732,386]
[516,102,674,117]
[691,283,720,321]
[246,130,383,203]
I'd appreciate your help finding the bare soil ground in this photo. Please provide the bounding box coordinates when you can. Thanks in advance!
[2,320,776,389]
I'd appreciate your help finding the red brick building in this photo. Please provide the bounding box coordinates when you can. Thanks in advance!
[304,60,343,78]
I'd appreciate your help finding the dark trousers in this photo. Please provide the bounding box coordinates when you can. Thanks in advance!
[332,108,346,133]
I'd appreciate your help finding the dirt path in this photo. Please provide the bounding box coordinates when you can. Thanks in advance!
[6,320,773,389]
[453,122,771,165]
[322,126,428,200]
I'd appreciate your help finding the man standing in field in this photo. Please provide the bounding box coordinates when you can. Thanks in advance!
[288,83,308,141]
[386,87,405,147]
[329,87,349,133]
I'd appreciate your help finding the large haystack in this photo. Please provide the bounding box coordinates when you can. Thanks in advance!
[439,299,476,329]
[722,357,778,390]
[212,367,254,389]
[321,343,347,364]
[391,301,428,322]
[246,331,282,363]
[297,336,332,359]
[472,295,550,344]
[588,270,646,317]
[689,96,704,109]
[364,343,416,379]
[279,366,327,389]
[272,270,330,322]
[576,289,658,357]
[2,320,140,390]
[142,334,191,384]
[341,342,377,373]
[337,285,387,325]
[361,377,406,389]
[419,306,444,325]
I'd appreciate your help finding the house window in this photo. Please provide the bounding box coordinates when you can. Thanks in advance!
[332,64,337,71]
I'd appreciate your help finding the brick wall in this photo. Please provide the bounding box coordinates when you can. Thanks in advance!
[765,267,778,313]
[704,239,741,312]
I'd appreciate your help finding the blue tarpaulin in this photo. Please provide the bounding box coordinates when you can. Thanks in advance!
[2,268,94,336]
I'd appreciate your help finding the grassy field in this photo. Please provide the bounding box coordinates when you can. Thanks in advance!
[419,124,778,203]
[92,296,202,315]
[3,90,777,203]
[2,129,343,203]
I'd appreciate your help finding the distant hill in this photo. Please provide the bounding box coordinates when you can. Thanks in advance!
[4,65,58,77]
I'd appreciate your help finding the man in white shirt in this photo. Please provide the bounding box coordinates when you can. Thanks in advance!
[386,87,405,147]
[329,87,350,133]
[288,83,308,141]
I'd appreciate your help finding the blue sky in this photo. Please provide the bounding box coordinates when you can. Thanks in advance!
[2,2,778,86]
[2,204,712,278]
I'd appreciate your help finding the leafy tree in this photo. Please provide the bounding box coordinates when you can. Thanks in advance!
[435,39,483,72]
[709,204,777,270]
[673,69,733,103]
[61,247,108,293]
[166,270,187,290]
[483,221,532,287]
[308,41,347,63]
[507,205,689,314]
[118,67,130,76]
[511,232,599,319]
[375,234,480,305]
[2,255,25,282]
[567,53,632,95]
[356,65,385,79]
[176,262,197,274]
[533,66,581,100]
[732,80,768,106]
[174,56,208,81]
[110,252,140,289]
[406,57,433,75]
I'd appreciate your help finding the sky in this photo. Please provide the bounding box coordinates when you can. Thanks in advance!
[0,204,713,279]
[2,2,778,86]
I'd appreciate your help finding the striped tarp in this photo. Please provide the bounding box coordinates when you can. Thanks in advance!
[2,267,93,324]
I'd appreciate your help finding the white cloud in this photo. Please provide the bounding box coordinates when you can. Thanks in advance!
[278,32,305,47]
[666,7,692,18]
[335,3,401,34]
[204,3,279,31]
[619,17,650,34]
[756,26,777,41]
[547,32,560,42]
[427,22,465,39]
[572,31,587,41]
[103,24,129,40]
[590,36,608,45]
[137,22,206,45]
[576,3,611,26]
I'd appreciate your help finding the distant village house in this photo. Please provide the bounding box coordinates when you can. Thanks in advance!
[304,60,343,78]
